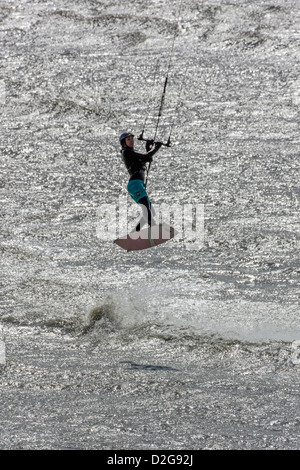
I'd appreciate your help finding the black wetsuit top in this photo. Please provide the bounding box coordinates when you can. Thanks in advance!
[121,145,160,182]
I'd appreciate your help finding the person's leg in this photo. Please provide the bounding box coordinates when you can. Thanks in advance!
[135,196,155,231]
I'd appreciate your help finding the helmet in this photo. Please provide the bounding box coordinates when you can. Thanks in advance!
[119,132,134,145]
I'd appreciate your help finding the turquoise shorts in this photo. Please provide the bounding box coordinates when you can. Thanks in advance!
[127,179,151,204]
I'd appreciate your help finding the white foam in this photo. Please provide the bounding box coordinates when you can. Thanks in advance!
[85,270,299,344]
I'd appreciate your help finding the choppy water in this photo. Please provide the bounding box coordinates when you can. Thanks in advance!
[1,0,299,450]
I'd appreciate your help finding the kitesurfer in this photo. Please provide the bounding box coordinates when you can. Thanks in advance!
[120,132,162,231]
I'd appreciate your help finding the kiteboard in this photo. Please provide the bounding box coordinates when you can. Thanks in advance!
[114,223,177,251]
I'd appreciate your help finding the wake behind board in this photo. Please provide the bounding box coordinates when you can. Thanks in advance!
[114,223,177,251]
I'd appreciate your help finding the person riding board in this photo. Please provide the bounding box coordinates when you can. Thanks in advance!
[119,132,162,232]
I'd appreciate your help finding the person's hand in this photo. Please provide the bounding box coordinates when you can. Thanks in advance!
[146,139,154,151]
[154,141,163,149]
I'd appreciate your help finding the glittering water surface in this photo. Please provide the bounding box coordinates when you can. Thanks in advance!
[1,0,299,450]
